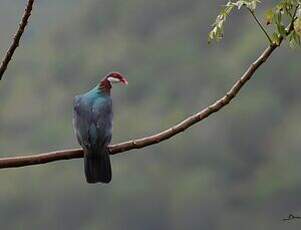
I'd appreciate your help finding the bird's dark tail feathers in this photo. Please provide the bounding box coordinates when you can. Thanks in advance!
[84,148,111,184]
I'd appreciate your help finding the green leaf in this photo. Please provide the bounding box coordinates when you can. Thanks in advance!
[208,0,262,43]
[208,2,235,43]
[277,23,287,37]
[288,30,301,48]
[294,17,301,36]
[232,0,261,11]
[265,9,275,25]
[248,0,261,11]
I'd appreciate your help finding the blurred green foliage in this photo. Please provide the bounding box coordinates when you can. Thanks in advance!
[209,0,301,46]
[0,0,301,229]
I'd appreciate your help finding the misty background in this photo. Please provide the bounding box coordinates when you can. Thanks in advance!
[0,0,301,229]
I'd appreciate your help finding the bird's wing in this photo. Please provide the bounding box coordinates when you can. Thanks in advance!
[73,95,112,151]
[73,95,89,148]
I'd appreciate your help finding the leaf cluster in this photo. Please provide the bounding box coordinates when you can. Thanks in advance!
[209,0,301,48]
[264,0,301,46]
[208,0,260,43]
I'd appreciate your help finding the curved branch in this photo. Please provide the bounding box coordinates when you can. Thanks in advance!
[0,0,35,80]
[0,43,279,169]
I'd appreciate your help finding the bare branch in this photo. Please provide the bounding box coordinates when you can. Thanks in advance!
[0,0,35,80]
[0,43,279,169]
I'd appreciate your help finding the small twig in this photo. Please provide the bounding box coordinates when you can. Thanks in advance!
[0,0,35,80]
[283,214,301,221]
[247,8,273,44]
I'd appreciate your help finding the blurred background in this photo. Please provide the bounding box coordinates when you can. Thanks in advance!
[0,0,301,229]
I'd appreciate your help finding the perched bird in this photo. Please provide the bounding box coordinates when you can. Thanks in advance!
[73,72,128,183]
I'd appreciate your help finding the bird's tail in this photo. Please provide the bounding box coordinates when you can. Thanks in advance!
[84,148,112,184]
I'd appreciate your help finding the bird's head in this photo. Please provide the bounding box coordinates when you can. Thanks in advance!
[100,72,128,92]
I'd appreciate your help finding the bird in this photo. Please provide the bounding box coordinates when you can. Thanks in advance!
[73,72,128,183]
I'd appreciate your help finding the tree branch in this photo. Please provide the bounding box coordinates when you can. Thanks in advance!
[0,0,35,80]
[0,43,279,169]
[1,5,298,169]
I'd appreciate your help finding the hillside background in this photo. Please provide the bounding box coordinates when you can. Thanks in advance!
[0,0,301,229]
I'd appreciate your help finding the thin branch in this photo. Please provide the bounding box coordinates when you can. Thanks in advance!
[0,0,35,80]
[0,43,279,169]
[247,8,273,44]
